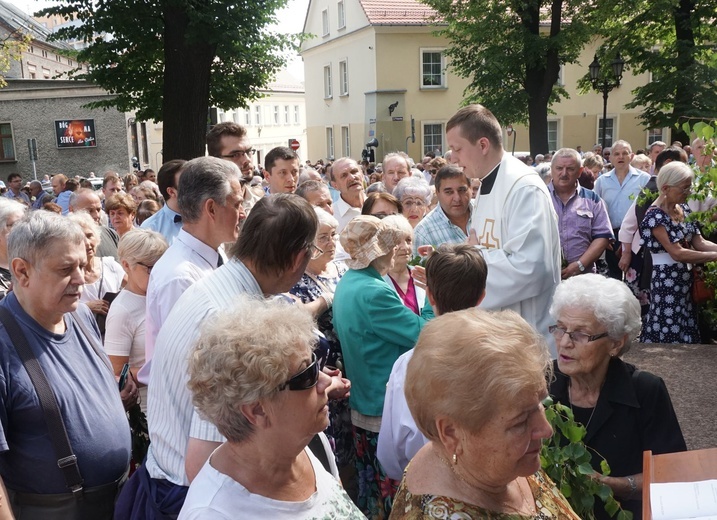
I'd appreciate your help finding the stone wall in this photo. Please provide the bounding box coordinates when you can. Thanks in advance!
[0,80,130,182]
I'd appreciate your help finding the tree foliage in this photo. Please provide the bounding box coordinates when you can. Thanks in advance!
[39,0,296,160]
[0,30,31,89]
[421,0,599,155]
[591,0,717,137]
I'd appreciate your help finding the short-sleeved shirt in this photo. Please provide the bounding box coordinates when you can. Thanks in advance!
[593,166,650,229]
[0,293,131,493]
[412,204,472,256]
[548,183,614,263]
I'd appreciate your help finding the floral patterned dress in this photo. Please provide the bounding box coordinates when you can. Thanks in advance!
[639,205,701,343]
[389,469,580,519]
[289,261,354,470]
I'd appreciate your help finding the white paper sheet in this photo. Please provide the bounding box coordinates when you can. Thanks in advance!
[651,480,717,520]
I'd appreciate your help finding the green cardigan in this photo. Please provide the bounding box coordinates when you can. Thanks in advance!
[333,266,431,417]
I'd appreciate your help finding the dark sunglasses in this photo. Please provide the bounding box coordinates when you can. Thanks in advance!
[278,352,319,391]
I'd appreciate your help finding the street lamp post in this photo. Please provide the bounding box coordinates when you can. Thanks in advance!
[589,52,625,151]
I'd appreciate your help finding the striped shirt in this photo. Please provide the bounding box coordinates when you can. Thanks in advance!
[412,203,472,256]
[145,259,262,485]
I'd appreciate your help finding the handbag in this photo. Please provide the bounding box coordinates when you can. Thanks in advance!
[692,265,714,305]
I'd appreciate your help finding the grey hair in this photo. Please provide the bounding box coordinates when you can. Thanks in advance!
[8,211,85,271]
[549,273,641,355]
[66,211,102,248]
[117,228,168,266]
[178,156,241,223]
[314,206,338,229]
[296,179,326,199]
[0,199,27,232]
[394,177,432,204]
[382,214,413,239]
[656,161,694,191]
[611,140,632,153]
[29,180,42,189]
[551,148,582,168]
[187,297,317,443]
[383,152,410,171]
[69,188,98,210]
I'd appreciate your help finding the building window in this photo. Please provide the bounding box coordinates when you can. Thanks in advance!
[41,49,47,58]
[68,59,73,67]
[273,105,280,125]
[326,127,335,159]
[254,105,261,125]
[218,110,226,123]
[323,64,333,99]
[42,67,51,79]
[284,105,290,124]
[322,9,329,36]
[420,49,445,88]
[555,65,564,87]
[648,128,664,145]
[243,109,250,126]
[56,54,61,62]
[337,1,345,29]
[423,123,444,156]
[341,126,350,156]
[0,123,16,161]
[294,105,300,124]
[339,60,348,96]
[547,120,559,152]
[597,117,615,148]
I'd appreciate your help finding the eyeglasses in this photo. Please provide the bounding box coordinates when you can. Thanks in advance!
[670,185,692,194]
[371,212,397,219]
[316,232,338,245]
[307,243,324,260]
[402,199,426,208]
[221,148,256,160]
[278,352,320,391]
[137,262,155,274]
[549,325,609,344]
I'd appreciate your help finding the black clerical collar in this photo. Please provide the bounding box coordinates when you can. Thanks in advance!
[479,163,501,195]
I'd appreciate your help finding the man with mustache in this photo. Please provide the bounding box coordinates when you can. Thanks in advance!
[330,157,365,232]
[548,148,613,279]
[0,211,132,518]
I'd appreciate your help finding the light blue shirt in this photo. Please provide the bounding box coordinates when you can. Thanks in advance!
[593,166,650,229]
[140,204,182,245]
[412,203,472,256]
[56,190,72,215]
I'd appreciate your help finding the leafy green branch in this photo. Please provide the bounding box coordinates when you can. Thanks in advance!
[541,398,632,520]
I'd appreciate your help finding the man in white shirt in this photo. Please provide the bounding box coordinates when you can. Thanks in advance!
[116,195,319,518]
[330,157,365,232]
[446,103,561,354]
[140,159,185,244]
[139,156,245,384]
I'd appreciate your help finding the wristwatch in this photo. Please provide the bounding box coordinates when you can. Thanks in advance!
[625,475,637,499]
[577,260,586,272]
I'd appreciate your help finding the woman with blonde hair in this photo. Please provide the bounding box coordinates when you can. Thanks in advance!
[179,298,363,519]
[105,229,168,411]
[392,308,578,519]
[639,161,717,343]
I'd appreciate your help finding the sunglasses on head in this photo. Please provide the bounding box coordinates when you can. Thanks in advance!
[278,352,319,391]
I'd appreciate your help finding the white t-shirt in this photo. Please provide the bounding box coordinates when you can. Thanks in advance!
[104,289,147,411]
[178,448,365,520]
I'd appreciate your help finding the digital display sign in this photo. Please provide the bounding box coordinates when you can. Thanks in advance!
[55,119,97,148]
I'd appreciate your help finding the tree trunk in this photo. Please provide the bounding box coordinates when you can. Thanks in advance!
[520,0,561,156]
[161,4,217,161]
[670,0,697,143]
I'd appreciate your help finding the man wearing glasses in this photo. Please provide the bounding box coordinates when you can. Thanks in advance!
[206,122,262,211]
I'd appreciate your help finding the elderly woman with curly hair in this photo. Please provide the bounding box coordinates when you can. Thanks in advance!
[392,308,579,519]
[393,177,432,228]
[333,216,431,519]
[382,215,426,315]
[549,274,686,519]
[179,297,364,519]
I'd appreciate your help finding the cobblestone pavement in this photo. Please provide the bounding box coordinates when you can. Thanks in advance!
[624,343,717,451]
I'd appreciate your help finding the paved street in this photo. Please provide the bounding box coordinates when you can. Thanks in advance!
[624,343,717,450]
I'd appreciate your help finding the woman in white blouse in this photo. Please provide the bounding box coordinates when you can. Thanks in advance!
[104,229,168,411]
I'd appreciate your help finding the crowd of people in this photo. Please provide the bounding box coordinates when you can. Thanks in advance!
[0,103,711,519]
